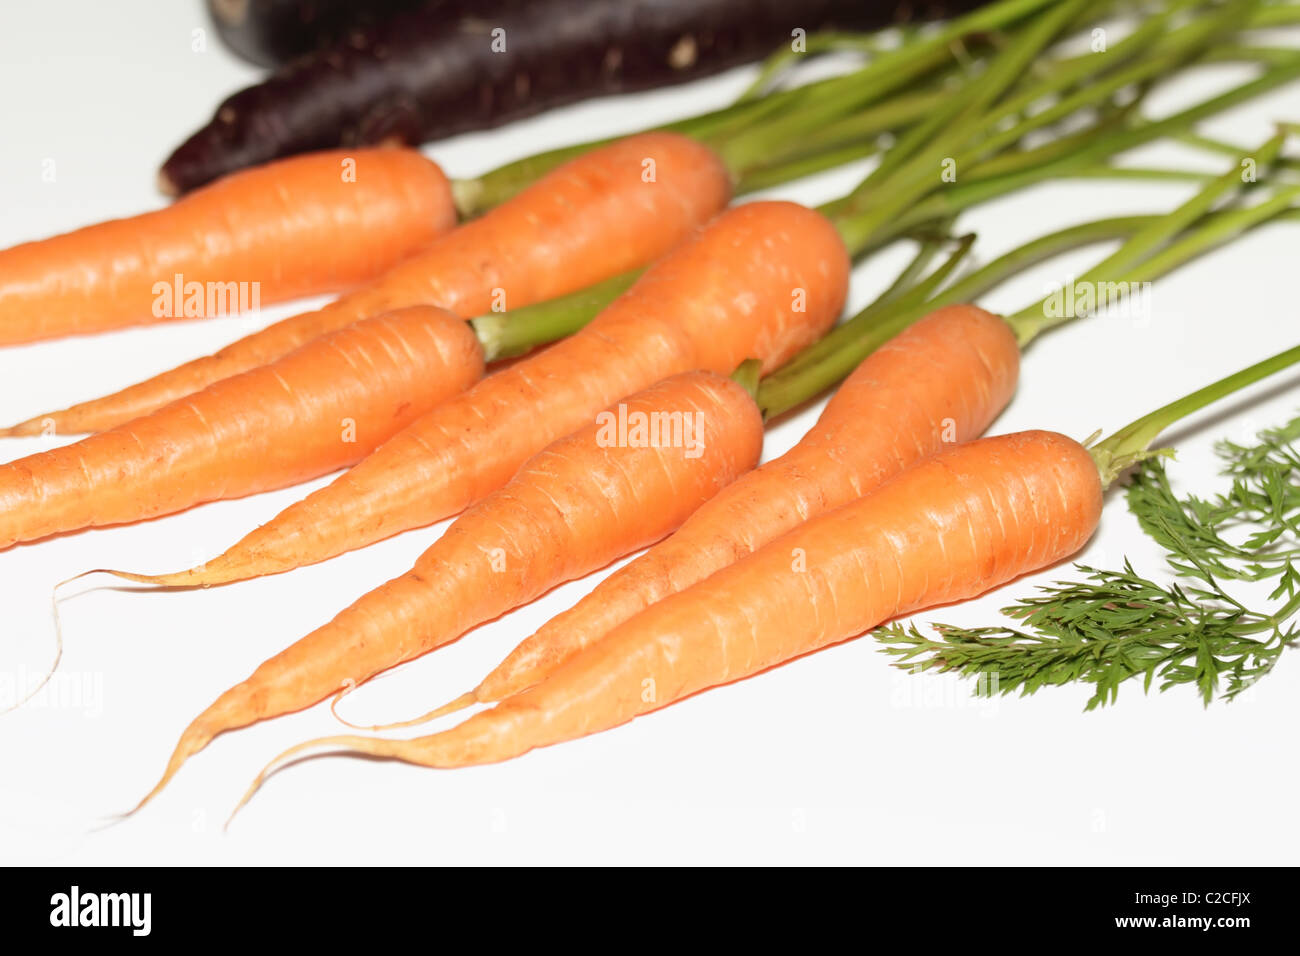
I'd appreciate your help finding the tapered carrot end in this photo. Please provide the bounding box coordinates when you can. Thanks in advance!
[96,565,227,589]
[130,723,212,816]
[156,169,179,198]
[0,419,44,438]
[424,691,477,723]
[331,689,477,732]
[226,734,399,829]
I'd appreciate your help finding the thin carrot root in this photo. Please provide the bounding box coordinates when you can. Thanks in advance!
[228,734,402,828]
[93,568,214,589]
[330,691,476,732]
[2,569,110,717]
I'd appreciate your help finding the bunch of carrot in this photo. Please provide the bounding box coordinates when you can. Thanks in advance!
[2,18,943,352]
[146,127,1300,812]
[0,0,1298,821]
[225,193,1300,812]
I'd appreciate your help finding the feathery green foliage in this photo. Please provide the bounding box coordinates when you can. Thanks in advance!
[876,413,1300,709]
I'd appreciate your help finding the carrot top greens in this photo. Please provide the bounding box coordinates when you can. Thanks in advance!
[877,402,1300,709]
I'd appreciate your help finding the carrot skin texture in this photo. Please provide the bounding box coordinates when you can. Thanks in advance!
[0,307,483,549]
[159,199,849,586]
[0,149,453,345]
[474,304,1021,703]
[359,430,1104,769]
[205,0,425,69]
[5,132,731,436]
[151,372,763,796]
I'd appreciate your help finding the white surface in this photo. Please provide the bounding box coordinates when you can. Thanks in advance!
[1,2,1298,866]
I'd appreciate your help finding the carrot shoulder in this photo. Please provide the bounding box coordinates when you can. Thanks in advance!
[0,307,482,550]
[145,371,764,805]
[276,430,1103,772]
[130,199,849,587]
[4,131,731,435]
[0,149,453,345]
[472,303,1021,705]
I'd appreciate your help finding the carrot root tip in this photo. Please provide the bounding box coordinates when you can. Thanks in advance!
[329,690,476,732]
[156,169,179,197]
[227,735,396,829]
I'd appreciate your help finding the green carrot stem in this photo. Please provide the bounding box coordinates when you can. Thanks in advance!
[452,48,881,218]
[761,191,1300,421]
[748,87,949,169]
[842,0,1090,210]
[836,0,1267,250]
[955,109,1135,182]
[1248,3,1300,27]
[1089,344,1300,487]
[1197,44,1300,67]
[715,43,968,177]
[759,216,1149,417]
[1078,191,1300,288]
[731,89,946,193]
[729,358,763,400]
[1176,129,1300,175]
[956,0,1210,167]
[878,224,965,306]
[1067,166,1215,182]
[736,30,908,102]
[735,142,881,196]
[775,231,974,381]
[471,271,641,362]
[937,216,1154,303]
[844,59,1300,254]
[1005,131,1289,344]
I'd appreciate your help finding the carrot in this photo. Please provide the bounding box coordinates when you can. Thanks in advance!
[457,304,1020,710]
[166,0,981,193]
[2,132,730,436]
[206,0,425,68]
[0,149,454,346]
[0,306,482,549]
[224,345,1300,811]
[113,199,848,586]
[142,370,764,806]
[235,430,1104,781]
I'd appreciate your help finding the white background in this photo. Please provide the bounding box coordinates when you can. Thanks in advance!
[1,1,1298,866]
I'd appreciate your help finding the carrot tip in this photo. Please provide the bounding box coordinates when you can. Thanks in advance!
[156,169,179,198]
[227,734,392,829]
[330,690,476,732]
[94,566,209,589]
[130,719,219,816]
[0,571,91,718]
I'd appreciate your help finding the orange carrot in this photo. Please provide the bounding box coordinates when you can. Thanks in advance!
[116,199,848,587]
[142,371,764,806]
[458,304,1020,710]
[2,132,730,436]
[0,149,454,346]
[0,306,482,549]
[239,430,1102,783]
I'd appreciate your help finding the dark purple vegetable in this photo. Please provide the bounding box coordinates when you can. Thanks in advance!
[206,0,430,68]
[164,0,987,194]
